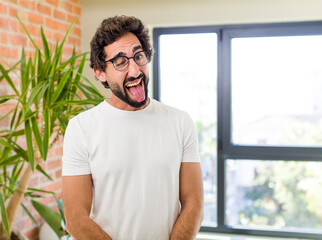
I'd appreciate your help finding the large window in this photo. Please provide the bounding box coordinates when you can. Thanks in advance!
[153,22,322,239]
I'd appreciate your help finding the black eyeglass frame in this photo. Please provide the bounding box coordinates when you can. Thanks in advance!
[104,50,152,71]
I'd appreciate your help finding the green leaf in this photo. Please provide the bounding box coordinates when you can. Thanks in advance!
[21,203,38,225]
[17,15,39,50]
[0,192,10,239]
[31,200,64,238]
[1,129,25,138]
[27,188,54,195]
[43,108,50,159]
[0,63,19,96]
[52,99,102,108]
[59,18,76,54]
[36,164,53,181]
[10,103,18,130]
[51,68,72,103]
[24,81,47,117]
[31,116,44,158]
[74,54,86,83]
[25,119,35,170]
[41,26,51,59]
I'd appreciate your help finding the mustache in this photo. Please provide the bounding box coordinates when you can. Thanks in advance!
[125,73,144,83]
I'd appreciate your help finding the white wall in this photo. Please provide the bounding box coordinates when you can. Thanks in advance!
[81,0,322,96]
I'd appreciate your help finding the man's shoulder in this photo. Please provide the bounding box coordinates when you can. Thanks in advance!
[152,99,187,117]
[69,101,104,125]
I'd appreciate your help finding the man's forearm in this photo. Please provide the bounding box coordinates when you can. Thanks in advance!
[170,205,203,240]
[66,216,112,240]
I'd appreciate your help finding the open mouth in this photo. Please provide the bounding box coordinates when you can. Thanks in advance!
[125,78,142,88]
[125,78,145,102]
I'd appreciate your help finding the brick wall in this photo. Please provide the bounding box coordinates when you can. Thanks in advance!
[0,0,82,239]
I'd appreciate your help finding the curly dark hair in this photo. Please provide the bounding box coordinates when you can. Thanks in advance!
[90,16,152,88]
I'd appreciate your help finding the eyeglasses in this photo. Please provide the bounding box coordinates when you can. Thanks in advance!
[105,50,151,71]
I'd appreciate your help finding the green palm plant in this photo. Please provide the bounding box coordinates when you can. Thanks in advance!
[0,17,104,240]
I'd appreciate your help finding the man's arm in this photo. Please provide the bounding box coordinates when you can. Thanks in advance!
[170,162,204,240]
[62,175,112,240]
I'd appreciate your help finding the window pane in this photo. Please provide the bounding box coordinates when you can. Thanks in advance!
[231,36,322,147]
[159,33,217,227]
[226,159,322,233]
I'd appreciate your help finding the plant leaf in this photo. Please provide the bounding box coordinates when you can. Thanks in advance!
[31,116,44,158]
[24,119,35,170]
[31,200,64,238]
[0,192,10,239]
[21,203,38,225]
[0,63,19,96]
[41,26,51,59]
[17,15,39,50]
[43,108,50,160]
[51,68,72,103]
[24,81,46,118]
[36,164,53,181]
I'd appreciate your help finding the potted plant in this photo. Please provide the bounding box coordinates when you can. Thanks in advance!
[0,17,104,240]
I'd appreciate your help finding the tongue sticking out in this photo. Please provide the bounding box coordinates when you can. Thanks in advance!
[128,83,145,102]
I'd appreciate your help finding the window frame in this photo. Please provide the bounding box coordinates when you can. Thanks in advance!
[153,21,322,240]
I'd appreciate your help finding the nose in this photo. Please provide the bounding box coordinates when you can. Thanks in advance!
[127,58,140,78]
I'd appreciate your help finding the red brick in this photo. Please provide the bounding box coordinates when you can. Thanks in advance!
[53,32,65,42]
[48,159,61,170]
[45,18,60,31]
[29,176,39,188]
[46,181,61,192]
[28,12,43,25]
[55,169,62,179]
[73,5,81,15]
[45,0,58,7]
[72,26,81,37]
[19,24,37,36]
[10,34,27,46]
[59,22,69,33]
[54,146,63,156]
[0,46,18,59]
[54,9,66,21]
[67,14,80,25]
[0,2,7,14]
[9,6,17,17]
[20,0,36,10]
[3,0,17,4]
[0,33,8,44]
[28,38,42,49]
[16,218,32,230]
[37,3,51,15]
[69,0,81,4]
[0,17,18,32]
[65,2,73,12]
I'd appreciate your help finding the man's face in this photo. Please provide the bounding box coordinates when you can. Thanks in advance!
[95,32,149,110]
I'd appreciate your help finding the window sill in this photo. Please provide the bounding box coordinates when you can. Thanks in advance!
[196,232,306,240]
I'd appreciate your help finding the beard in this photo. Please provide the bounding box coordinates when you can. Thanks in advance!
[108,73,149,109]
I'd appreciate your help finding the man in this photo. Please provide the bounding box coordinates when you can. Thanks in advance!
[62,16,203,240]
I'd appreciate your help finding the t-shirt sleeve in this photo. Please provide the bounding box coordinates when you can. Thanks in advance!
[182,113,201,163]
[62,118,91,176]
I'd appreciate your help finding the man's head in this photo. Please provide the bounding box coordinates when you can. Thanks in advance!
[90,16,152,110]
[90,16,152,88]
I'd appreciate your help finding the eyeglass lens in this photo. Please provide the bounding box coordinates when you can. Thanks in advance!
[113,51,149,70]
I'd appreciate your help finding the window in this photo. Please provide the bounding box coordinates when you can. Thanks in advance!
[153,22,322,239]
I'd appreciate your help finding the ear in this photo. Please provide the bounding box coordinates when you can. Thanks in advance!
[94,67,107,83]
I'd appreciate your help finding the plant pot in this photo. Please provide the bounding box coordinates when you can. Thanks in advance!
[39,223,72,240]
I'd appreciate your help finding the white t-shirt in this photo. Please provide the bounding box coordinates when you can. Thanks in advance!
[62,99,200,240]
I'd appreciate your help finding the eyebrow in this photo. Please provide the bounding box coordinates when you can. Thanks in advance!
[110,45,143,59]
